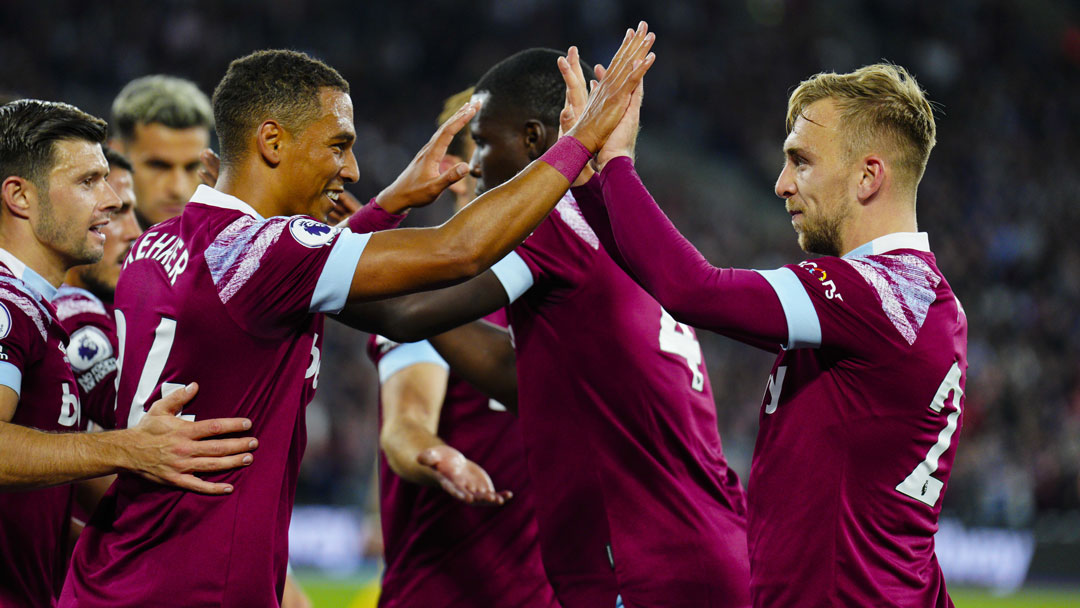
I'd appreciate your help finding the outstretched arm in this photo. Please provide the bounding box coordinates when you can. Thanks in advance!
[343,23,656,302]
[379,352,510,505]
[0,383,254,494]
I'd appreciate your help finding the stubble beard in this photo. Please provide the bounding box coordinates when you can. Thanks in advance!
[797,203,849,258]
[38,192,102,268]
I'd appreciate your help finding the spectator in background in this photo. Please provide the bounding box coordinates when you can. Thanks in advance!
[108,75,212,229]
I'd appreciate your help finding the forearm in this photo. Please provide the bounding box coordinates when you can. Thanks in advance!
[0,423,131,489]
[600,157,787,343]
[429,321,518,411]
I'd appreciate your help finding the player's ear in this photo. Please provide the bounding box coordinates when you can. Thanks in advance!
[523,120,548,161]
[0,176,34,220]
[255,120,284,167]
[856,155,885,205]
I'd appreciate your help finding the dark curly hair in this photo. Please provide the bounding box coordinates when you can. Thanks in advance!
[474,48,596,128]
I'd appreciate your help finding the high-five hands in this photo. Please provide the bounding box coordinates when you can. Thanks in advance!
[417,444,513,506]
[562,21,655,155]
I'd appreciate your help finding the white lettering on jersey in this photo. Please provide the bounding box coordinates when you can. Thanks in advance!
[658,308,705,392]
[798,260,843,301]
[305,333,321,389]
[764,365,787,415]
[57,382,81,427]
[896,361,964,507]
[126,231,190,285]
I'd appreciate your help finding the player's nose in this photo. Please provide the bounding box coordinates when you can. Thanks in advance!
[774,165,796,200]
[468,151,482,179]
[341,148,359,183]
[101,181,123,213]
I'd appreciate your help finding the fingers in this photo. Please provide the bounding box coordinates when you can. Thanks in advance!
[146,382,198,417]
[594,64,607,80]
[198,149,221,187]
[187,416,254,440]
[168,473,235,495]
[427,101,479,158]
[431,161,471,195]
[185,453,255,473]
[188,436,259,457]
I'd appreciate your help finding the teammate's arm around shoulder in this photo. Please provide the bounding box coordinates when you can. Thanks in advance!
[380,352,509,506]
[0,383,255,494]
[342,23,656,303]
[429,321,518,411]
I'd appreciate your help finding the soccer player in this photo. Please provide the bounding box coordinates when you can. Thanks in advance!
[343,48,751,608]
[63,26,654,607]
[55,147,140,431]
[108,75,213,229]
[365,88,556,608]
[0,99,256,607]
[576,63,967,606]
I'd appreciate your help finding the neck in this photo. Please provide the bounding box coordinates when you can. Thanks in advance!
[0,223,68,287]
[215,163,290,218]
[839,193,918,257]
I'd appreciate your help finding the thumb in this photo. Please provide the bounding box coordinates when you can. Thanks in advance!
[146,382,198,416]
[417,448,442,468]
[436,162,470,188]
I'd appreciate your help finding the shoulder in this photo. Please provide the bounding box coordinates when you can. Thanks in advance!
[54,286,109,324]
[0,277,53,344]
[835,252,942,345]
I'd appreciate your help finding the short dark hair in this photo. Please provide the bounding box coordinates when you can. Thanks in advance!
[0,99,107,187]
[110,75,213,142]
[212,49,350,164]
[103,146,134,174]
[474,48,596,128]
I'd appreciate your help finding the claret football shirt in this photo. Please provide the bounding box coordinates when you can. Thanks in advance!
[62,185,371,607]
[0,248,85,607]
[54,286,119,430]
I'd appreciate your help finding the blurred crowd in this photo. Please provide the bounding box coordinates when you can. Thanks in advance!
[2,0,1076,530]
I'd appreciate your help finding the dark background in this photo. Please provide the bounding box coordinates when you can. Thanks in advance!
[3,0,1078,539]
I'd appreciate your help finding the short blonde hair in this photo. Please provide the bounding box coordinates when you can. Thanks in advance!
[786,63,936,185]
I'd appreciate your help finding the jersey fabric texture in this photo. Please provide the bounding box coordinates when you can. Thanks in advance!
[0,249,84,607]
[54,286,118,430]
[367,312,558,608]
[61,185,370,607]
[491,190,751,608]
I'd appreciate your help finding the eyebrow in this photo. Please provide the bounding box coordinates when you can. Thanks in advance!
[329,131,355,143]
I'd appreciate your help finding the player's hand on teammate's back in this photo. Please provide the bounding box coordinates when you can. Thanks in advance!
[563,21,655,154]
[418,444,513,507]
[373,102,479,214]
[128,382,257,495]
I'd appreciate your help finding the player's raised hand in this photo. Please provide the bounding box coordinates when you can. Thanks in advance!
[556,46,596,187]
[374,101,479,213]
[595,62,644,171]
[565,21,655,153]
[418,445,513,506]
[128,382,257,495]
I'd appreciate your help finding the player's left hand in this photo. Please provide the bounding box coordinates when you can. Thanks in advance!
[592,62,643,171]
[418,445,512,506]
[557,46,597,187]
[374,101,478,214]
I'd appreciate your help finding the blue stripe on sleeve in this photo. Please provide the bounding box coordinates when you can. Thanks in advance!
[490,252,534,304]
[754,267,822,349]
[0,361,22,397]
[377,340,449,383]
[311,229,372,314]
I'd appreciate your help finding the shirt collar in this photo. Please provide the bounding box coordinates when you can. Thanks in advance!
[189,185,265,220]
[0,247,59,301]
[843,232,931,258]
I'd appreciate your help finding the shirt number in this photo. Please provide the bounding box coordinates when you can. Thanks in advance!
[658,308,704,392]
[895,361,964,507]
[115,311,192,427]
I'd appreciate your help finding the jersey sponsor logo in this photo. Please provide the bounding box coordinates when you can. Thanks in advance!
[67,326,114,372]
[798,260,844,301]
[289,218,338,248]
[0,302,10,339]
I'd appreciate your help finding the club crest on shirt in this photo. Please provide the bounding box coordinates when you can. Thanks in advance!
[67,326,113,372]
[289,218,338,248]
[0,302,10,340]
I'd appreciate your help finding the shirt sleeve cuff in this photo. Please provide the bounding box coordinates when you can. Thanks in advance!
[0,361,23,397]
[311,229,372,314]
[377,340,449,383]
[754,267,822,349]
[490,252,534,304]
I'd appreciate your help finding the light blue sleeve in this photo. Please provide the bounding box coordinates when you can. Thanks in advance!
[754,267,822,349]
[377,340,449,383]
[0,361,22,397]
[310,229,372,314]
[490,251,534,304]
